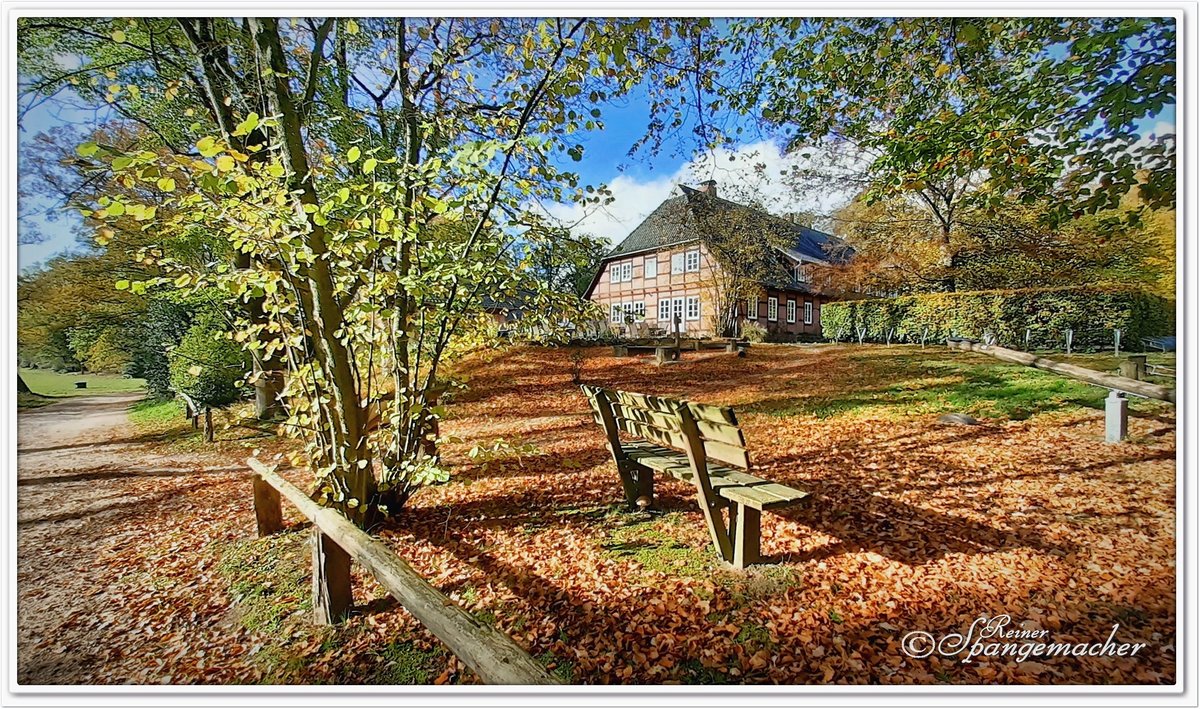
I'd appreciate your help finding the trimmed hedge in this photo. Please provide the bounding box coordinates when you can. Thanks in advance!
[821,286,1174,351]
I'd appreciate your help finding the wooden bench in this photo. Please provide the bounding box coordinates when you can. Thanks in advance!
[581,385,807,568]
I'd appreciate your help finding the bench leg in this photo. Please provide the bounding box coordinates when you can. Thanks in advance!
[636,467,655,508]
[616,461,642,510]
[732,504,761,569]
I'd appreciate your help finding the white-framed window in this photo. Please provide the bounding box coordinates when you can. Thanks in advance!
[644,256,658,279]
[671,297,685,326]
[633,301,645,318]
[685,295,701,321]
[746,298,758,320]
[786,299,796,323]
[610,304,622,323]
[671,252,685,274]
[609,264,619,283]
[804,301,814,325]
[684,249,701,272]
[658,298,671,323]
[619,261,632,282]
[796,264,810,283]
[767,297,778,322]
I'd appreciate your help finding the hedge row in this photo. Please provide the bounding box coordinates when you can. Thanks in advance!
[821,286,1174,351]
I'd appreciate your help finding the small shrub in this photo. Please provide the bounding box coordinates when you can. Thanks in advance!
[168,317,249,440]
[742,320,769,343]
[822,286,1173,351]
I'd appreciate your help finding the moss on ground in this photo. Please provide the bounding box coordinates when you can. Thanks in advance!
[216,529,312,635]
[598,512,716,578]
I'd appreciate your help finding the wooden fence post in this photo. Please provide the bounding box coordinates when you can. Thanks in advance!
[252,474,284,536]
[1105,390,1128,443]
[312,529,353,624]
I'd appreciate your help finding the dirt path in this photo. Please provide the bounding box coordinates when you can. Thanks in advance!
[17,393,259,684]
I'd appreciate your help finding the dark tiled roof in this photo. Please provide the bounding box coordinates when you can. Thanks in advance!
[604,185,851,264]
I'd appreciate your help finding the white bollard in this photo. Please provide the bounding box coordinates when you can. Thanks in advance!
[1105,390,1128,443]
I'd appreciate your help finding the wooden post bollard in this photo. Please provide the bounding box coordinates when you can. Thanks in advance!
[1105,390,1128,443]
[1114,328,1122,356]
[312,529,353,624]
[252,474,284,536]
[1119,356,1147,381]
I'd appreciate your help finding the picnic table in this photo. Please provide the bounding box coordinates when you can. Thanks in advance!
[582,385,807,568]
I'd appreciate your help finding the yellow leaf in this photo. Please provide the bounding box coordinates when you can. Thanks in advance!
[187,365,203,377]
[112,29,126,43]
[215,155,235,172]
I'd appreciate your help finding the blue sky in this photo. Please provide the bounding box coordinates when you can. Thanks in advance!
[16,29,1178,272]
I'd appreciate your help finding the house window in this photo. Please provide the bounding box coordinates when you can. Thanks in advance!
[645,256,658,279]
[746,298,757,320]
[767,297,778,322]
[619,261,632,282]
[610,304,622,323]
[786,299,796,323]
[795,264,809,283]
[804,301,813,325]
[633,301,645,318]
[685,249,700,272]
[671,252,685,274]
[609,264,619,284]
[685,295,701,321]
[658,298,671,323]
[671,297,685,327]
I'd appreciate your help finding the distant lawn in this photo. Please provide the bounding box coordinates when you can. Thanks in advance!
[744,346,1174,422]
[19,368,145,398]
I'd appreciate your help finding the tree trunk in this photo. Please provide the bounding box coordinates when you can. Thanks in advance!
[939,222,956,292]
[250,17,375,526]
[203,408,214,443]
[17,374,30,394]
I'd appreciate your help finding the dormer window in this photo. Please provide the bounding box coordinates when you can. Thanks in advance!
[794,263,810,283]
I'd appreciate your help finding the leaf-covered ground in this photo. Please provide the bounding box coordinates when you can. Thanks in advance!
[16,344,1175,685]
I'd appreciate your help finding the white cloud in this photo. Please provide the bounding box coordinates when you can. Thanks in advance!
[536,140,859,246]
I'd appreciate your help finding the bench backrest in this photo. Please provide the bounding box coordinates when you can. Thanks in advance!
[582,386,750,470]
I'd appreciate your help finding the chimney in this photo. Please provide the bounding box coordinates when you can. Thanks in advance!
[697,179,718,197]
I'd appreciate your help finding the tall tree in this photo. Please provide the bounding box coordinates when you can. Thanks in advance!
[50,17,677,524]
[710,17,1175,290]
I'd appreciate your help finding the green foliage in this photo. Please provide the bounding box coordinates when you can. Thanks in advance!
[168,318,248,409]
[821,286,1174,351]
[719,18,1175,221]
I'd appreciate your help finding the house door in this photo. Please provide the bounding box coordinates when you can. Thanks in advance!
[672,297,686,334]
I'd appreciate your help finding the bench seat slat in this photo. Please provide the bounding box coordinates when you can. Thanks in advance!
[719,484,808,511]
[622,441,806,511]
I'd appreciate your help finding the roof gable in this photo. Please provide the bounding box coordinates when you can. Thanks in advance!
[602,185,849,264]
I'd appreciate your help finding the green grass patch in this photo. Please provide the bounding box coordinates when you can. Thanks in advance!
[680,658,732,685]
[17,391,55,409]
[537,651,576,683]
[128,398,185,428]
[598,512,716,578]
[18,368,144,397]
[216,529,311,635]
[749,350,1170,422]
[735,622,773,648]
[370,640,448,684]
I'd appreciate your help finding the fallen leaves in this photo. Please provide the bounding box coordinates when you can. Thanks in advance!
[16,343,1177,685]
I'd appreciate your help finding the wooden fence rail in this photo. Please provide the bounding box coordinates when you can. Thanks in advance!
[947,339,1176,404]
[246,458,559,685]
